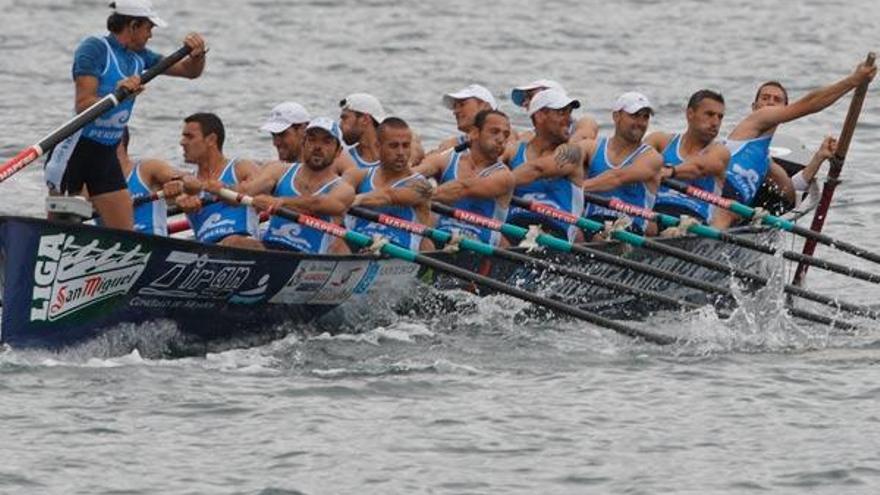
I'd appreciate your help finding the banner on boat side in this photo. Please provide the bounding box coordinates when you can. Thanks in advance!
[271,259,420,305]
[30,233,150,322]
[132,250,272,307]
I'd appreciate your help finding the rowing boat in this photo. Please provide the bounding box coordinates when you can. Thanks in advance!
[0,210,795,354]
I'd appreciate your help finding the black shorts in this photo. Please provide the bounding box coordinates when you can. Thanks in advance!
[49,136,127,196]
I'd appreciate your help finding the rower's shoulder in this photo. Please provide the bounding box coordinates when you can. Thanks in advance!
[644,130,673,151]
[570,116,599,142]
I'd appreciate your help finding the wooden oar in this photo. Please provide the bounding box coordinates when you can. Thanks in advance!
[430,202,855,329]
[0,45,193,183]
[212,189,674,344]
[583,191,880,285]
[662,177,880,267]
[793,52,876,285]
[512,196,879,319]
[348,206,700,311]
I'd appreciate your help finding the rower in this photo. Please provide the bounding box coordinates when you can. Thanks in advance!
[339,93,387,169]
[551,92,663,235]
[344,117,434,251]
[44,0,207,230]
[117,127,187,235]
[646,89,727,226]
[260,101,310,163]
[174,112,261,247]
[503,88,586,242]
[415,109,515,246]
[510,79,598,143]
[248,117,355,253]
[427,84,498,155]
[711,61,876,228]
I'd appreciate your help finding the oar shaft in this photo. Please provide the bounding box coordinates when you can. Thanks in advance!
[586,191,880,284]
[662,177,880,268]
[432,201,856,328]
[513,196,880,319]
[0,45,192,183]
[349,206,699,311]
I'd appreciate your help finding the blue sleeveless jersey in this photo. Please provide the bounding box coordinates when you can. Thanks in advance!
[584,137,655,233]
[80,37,146,146]
[127,162,167,236]
[347,167,424,251]
[187,159,259,243]
[263,164,343,253]
[506,141,583,242]
[723,135,772,204]
[348,146,379,168]
[654,134,717,222]
[435,152,509,246]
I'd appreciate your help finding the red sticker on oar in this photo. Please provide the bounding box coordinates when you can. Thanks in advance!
[453,209,502,230]
[530,202,579,224]
[609,199,655,219]
[378,214,427,234]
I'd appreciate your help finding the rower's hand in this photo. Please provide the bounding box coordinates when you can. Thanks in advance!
[175,194,202,214]
[252,194,284,213]
[659,166,674,179]
[162,179,184,199]
[116,75,144,96]
[412,178,435,200]
[816,136,837,161]
[181,175,203,195]
[852,60,877,85]
[201,179,225,195]
[184,33,208,58]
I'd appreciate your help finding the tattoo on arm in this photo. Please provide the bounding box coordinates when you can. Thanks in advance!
[554,144,583,169]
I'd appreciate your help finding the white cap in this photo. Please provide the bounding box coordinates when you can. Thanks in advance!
[111,0,167,28]
[612,92,654,114]
[511,79,564,107]
[528,89,581,117]
[339,93,387,123]
[305,117,343,143]
[442,84,497,110]
[260,102,310,134]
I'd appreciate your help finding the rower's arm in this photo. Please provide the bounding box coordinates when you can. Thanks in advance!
[643,131,672,153]
[280,181,356,217]
[583,149,663,192]
[512,141,590,185]
[665,143,729,182]
[764,160,796,205]
[74,76,101,113]
[237,161,288,196]
[737,61,876,136]
[423,136,458,157]
[434,168,515,203]
[163,33,208,79]
[140,159,185,188]
[354,177,433,208]
[412,152,446,178]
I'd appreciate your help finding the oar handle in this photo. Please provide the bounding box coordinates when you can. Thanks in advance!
[0,45,192,184]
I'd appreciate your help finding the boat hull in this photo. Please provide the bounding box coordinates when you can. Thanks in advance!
[0,216,779,353]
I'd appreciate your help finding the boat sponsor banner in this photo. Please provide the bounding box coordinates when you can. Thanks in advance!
[134,250,271,305]
[31,233,150,322]
[270,260,338,304]
[310,261,370,304]
[354,260,419,295]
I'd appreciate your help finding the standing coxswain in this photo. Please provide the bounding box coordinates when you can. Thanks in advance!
[44,0,207,230]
